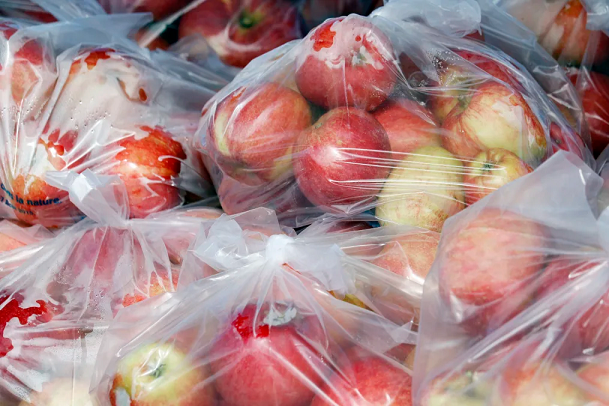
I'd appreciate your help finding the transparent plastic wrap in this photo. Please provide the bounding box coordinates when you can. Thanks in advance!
[91,212,419,406]
[0,220,52,254]
[411,151,609,405]
[195,0,590,229]
[495,0,609,155]
[0,171,225,405]
[0,16,221,228]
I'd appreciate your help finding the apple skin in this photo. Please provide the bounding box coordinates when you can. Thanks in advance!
[179,0,302,68]
[375,145,465,232]
[539,0,609,65]
[295,16,397,111]
[310,356,412,405]
[463,148,533,205]
[209,83,312,186]
[437,208,547,334]
[568,69,609,156]
[577,351,609,403]
[0,232,26,253]
[209,303,328,406]
[110,342,215,406]
[120,0,190,20]
[18,378,97,406]
[536,256,609,355]
[442,82,547,162]
[548,122,586,159]
[372,99,441,155]
[293,106,391,213]
[106,126,186,219]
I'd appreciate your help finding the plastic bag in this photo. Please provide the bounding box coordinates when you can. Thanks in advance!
[411,151,609,405]
[0,170,224,405]
[195,0,589,229]
[0,16,220,228]
[0,220,52,254]
[494,0,609,155]
[91,209,418,406]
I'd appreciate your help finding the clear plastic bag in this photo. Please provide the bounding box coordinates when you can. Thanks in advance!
[195,0,590,229]
[412,151,609,405]
[91,208,419,406]
[0,220,52,254]
[0,16,220,228]
[0,171,223,405]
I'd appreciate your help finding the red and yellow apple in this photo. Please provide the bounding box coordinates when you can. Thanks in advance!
[375,145,465,232]
[293,106,391,213]
[296,16,397,111]
[463,148,533,205]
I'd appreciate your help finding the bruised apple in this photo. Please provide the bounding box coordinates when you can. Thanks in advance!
[210,303,327,406]
[105,126,187,218]
[372,99,441,155]
[311,356,412,405]
[293,107,391,212]
[463,148,532,205]
[110,342,214,406]
[437,209,547,333]
[442,82,547,162]
[296,16,397,111]
[179,0,302,68]
[375,145,465,232]
[209,83,311,186]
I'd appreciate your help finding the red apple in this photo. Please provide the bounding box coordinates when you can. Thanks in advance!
[372,99,441,155]
[442,82,547,162]
[209,302,328,406]
[134,29,170,51]
[537,256,609,354]
[120,0,190,20]
[311,356,412,405]
[121,267,179,310]
[577,351,609,403]
[0,231,25,253]
[105,126,186,218]
[548,122,586,159]
[110,342,215,406]
[209,83,312,186]
[293,106,391,213]
[463,148,533,205]
[295,16,397,111]
[19,378,96,406]
[179,0,302,68]
[568,68,609,156]
[438,208,547,333]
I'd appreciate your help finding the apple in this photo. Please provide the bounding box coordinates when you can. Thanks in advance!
[429,50,518,124]
[536,256,609,355]
[179,0,302,68]
[372,99,441,155]
[577,351,609,403]
[134,29,170,51]
[568,68,609,156]
[209,302,328,406]
[548,122,586,159]
[0,231,26,253]
[310,356,412,405]
[105,126,187,218]
[420,371,491,406]
[109,342,215,406]
[442,82,547,162]
[293,106,391,213]
[463,148,533,205]
[19,378,97,406]
[437,208,547,334]
[375,145,465,232]
[209,83,312,186]
[121,266,179,310]
[118,0,190,20]
[295,16,397,111]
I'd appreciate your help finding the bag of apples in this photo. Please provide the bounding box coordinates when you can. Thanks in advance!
[91,212,419,406]
[0,171,227,405]
[411,150,609,405]
[494,0,609,155]
[0,16,218,228]
[196,0,588,229]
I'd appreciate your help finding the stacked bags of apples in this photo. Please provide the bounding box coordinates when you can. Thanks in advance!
[196,0,589,231]
[493,0,609,155]
[0,15,219,229]
[90,207,422,406]
[0,170,232,405]
[410,151,609,405]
